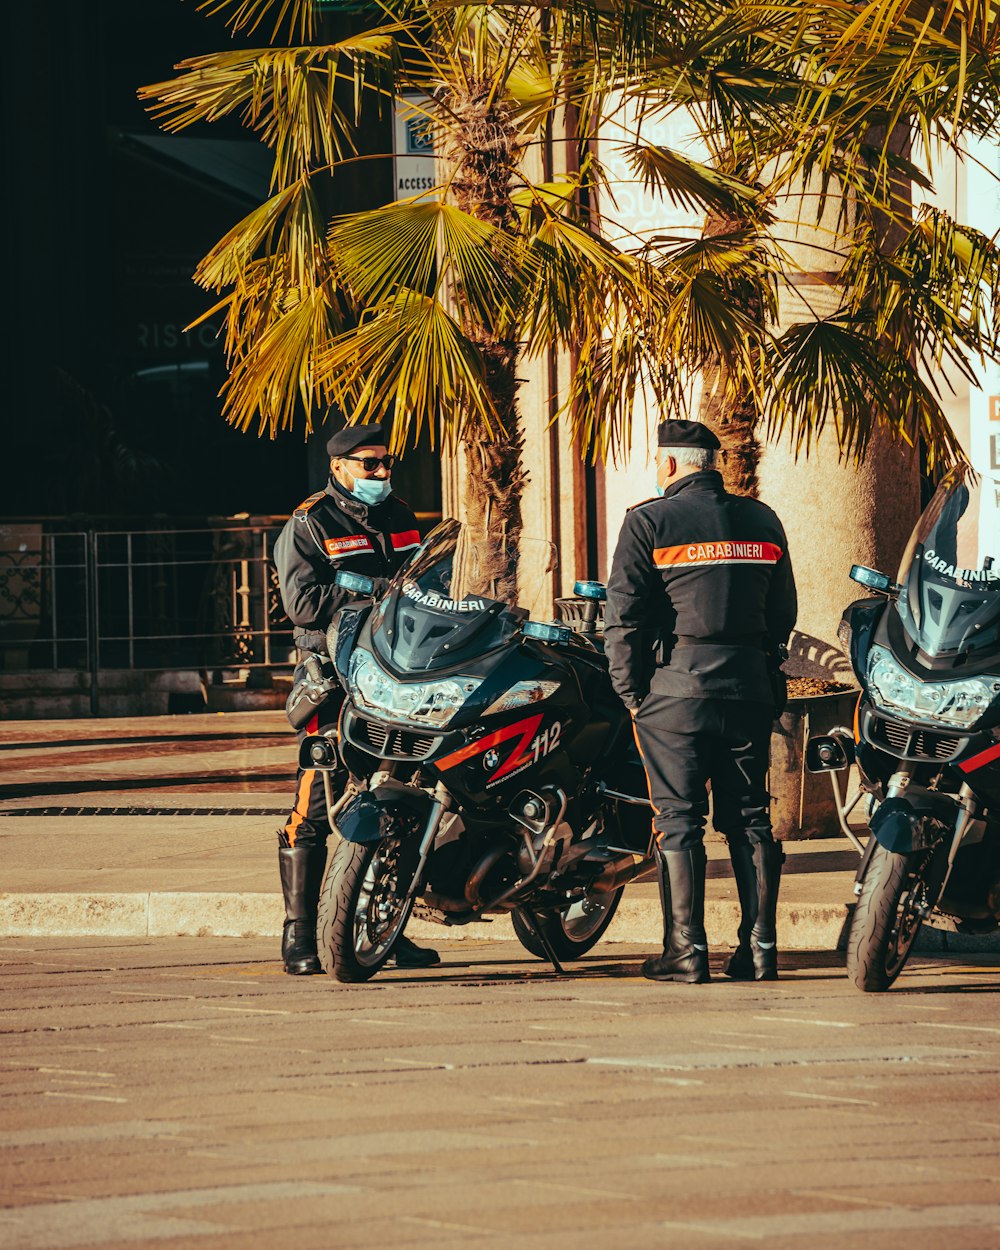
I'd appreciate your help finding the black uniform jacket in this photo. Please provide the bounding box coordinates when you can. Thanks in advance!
[604,470,797,709]
[273,479,421,653]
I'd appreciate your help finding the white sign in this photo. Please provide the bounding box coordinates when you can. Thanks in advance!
[392,94,436,201]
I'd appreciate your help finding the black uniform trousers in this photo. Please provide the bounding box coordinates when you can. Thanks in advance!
[281,670,347,850]
[633,692,775,851]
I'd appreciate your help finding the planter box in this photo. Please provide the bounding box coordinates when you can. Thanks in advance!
[770,689,859,839]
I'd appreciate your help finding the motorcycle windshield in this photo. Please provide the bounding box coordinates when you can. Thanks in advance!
[895,467,1000,659]
[370,518,559,673]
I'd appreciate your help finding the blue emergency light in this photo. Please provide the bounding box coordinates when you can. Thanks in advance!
[573,580,607,601]
[523,621,572,645]
[335,570,376,595]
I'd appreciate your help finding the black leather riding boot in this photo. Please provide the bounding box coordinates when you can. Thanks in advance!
[393,934,441,968]
[642,845,710,984]
[278,842,328,975]
[724,837,758,980]
[749,840,783,980]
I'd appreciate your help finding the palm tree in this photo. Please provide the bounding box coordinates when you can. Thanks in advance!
[595,0,1000,493]
[141,0,1000,550]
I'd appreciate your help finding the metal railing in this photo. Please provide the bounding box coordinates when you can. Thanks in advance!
[0,522,295,713]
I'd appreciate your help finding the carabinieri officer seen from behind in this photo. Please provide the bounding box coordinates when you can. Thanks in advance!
[272,423,439,975]
[604,420,797,985]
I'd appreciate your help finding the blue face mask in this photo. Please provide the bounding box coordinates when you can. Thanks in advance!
[350,475,392,506]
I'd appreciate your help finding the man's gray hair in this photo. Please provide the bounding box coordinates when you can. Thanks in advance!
[662,445,718,470]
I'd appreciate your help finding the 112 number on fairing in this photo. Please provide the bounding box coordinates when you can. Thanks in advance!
[530,721,562,763]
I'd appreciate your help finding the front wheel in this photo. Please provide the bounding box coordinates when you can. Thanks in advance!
[512,887,624,961]
[317,836,418,983]
[847,845,935,992]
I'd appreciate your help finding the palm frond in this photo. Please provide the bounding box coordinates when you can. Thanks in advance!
[563,316,675,465]
[220,280,339,436]
[623,142,769,218]
[521,212,637,352]
[195,179,323,291]
[140,36,400,185]
[840,206,1000,381]
[765,316,966,468]
[317,289,498,449]
[329,200,530,329]
[195,0,318,42]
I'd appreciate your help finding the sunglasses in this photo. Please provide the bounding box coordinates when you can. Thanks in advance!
[344,454,396,472]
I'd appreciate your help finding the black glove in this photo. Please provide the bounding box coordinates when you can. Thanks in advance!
[285,654,339,730]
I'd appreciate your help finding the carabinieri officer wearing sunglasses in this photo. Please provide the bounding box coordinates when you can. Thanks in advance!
[272,424,439,975]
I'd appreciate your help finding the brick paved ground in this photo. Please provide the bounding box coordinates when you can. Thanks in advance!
[2,937,1000,1249]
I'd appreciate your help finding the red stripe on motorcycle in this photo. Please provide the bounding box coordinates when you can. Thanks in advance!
[959,740,1000,773]
[435,712,545,780]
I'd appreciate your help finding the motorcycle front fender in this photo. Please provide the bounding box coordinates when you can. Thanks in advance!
[869,796,953,854]
[334,786,433,845]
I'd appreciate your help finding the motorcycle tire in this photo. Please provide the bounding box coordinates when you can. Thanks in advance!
[846,844,933,992]
[316,836,417,983]
[512,886,624,961]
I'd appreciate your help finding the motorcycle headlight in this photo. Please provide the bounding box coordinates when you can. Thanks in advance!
[867,645,999,729]
[483,679,560,717]
[347,648,481,728]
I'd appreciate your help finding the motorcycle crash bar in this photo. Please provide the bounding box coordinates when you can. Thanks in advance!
[805,728,864,854]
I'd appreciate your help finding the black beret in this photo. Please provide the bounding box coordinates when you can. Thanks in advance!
[656,419,721,451]
[326,424,387,458]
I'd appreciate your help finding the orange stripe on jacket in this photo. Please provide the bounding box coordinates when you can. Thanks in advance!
[653,540,783,568]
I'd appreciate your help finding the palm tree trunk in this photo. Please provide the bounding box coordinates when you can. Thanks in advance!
[442,80,526,598]
[697,212,763,498]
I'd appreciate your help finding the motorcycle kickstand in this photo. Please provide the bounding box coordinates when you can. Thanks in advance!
[519,906,566,976]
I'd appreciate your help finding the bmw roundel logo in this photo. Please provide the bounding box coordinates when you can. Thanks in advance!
[484,748,500,771]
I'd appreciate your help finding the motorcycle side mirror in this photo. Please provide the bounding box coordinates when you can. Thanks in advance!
[850,565,900,595]
[335,570,376,595]
[523,620,572,645]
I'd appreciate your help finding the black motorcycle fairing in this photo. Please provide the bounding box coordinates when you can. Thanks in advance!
[371,586,516,673]
[843,597,884,679]
[329,603,371,686]
[349,612,584,733]
[869,795,954,854]
[334,785,433,845]
[882,601,1000,694]
[366,518,544,675]
[894,470,1000,664]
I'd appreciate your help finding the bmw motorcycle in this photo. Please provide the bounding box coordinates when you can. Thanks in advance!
[301,519,653,982]
[808,467,1000,991]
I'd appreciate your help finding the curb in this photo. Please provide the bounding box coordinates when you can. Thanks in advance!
[3,892,998,952]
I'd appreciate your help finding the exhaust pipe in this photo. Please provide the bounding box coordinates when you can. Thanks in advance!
[464,842,513,907]
[588,853,646,894]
